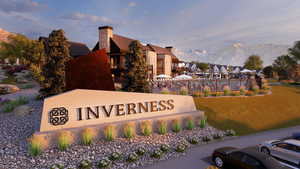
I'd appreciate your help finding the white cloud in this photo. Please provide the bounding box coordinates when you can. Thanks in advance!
[63,12,113,24]
[128,2,137,7]
[0,0,45,13]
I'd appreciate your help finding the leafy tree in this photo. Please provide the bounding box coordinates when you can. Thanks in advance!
[196,62,209,72]
[39,29,71,97]
[262,66,274,78]
[244,55,263,70]
[122,40,150,93]
[272,55,296,80]
[289,41,300,61]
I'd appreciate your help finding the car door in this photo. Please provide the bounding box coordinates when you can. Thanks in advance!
[241,154,266,169]
[228,152,248,169]
[270,143,291,162]
[282,144,300,165]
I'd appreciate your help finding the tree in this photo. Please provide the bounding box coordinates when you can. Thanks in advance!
[244,55,263,70]
[122,40,150,92]
[289,41,300,61]
[272,55,296,80]
[39,29,71,97]
[262,66,274,78]
[196,62,209,72]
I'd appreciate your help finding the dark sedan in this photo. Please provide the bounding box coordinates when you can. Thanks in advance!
[212,147,291,169]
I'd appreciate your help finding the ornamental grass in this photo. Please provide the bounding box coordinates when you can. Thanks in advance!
[239,86,246,95]
[57,131,73,151]
[223,85,231,96]
[179,86,189,95]
[160,88,170,94]
[28,134,47,156]
[81,128,96,146]
[140,120,152,136]
[123,122,135,139]
[172,119,181,133]
[203,86,211,97]
[104,125,116,141]
[186,117,195,130]
[157,120,167,135]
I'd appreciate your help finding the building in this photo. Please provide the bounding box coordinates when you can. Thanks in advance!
[92,26,179,81]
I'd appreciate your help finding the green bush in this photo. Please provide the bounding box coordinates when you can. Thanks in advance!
[199,116,207,128]
[2,96,29,113]
[50,164,64,169]
[160,88,170,94]
[127,152,139,162]
[203,86,211,97]
[123,122,135,139]
[239,86,246,95]
[136,147,147,156]
[175,144,186,153]
[151,149,163,159]
[186,117,195,130]
[231,92,240,96]
[81,128,95,146]
[104,125,116,141]
[97,158,111,168]
[109,151,121,161]
[160,144,170,153]
[251,85,260,94]
[172,119,181,133]
[179,86,189,95]
[187,137,199,144]
[158,120,167,135]
[79,159,92,169]
[57,131,72,151]
[140,120,152,136]
[20,83,35,89]
[223,85,231,96]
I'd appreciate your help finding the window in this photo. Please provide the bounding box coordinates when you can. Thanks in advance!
[229,152,245,160]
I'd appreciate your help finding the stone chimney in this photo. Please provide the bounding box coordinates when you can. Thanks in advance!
[165,46,173,53]
[98,26,113,53]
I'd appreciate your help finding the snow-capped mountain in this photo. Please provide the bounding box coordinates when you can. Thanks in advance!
[175,43,290,66]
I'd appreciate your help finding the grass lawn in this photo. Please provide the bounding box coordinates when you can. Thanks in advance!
[194,85,300,136]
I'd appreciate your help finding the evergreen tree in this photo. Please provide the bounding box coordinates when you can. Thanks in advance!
[244,55,263,70]
[122,40,150,92]
[39,29,70,97]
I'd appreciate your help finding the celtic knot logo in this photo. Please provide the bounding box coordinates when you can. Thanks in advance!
[49,107,69,126]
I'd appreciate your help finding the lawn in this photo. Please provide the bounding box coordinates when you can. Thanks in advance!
[194,85,300,136]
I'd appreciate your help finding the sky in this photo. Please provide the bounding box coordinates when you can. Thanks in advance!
[1,0,300,53]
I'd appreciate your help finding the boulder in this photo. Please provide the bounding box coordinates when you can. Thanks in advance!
[0,84,20,94]
[14,105,34,116]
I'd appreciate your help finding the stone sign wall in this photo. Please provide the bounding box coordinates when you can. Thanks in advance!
[40,89,197,132]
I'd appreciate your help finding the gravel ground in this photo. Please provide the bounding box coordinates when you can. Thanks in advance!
[0,97,227,169]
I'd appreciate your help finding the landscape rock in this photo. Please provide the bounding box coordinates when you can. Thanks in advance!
[0,84,20,94]
[13,105,34,116]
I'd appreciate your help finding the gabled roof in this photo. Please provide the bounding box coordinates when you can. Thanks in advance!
[147,44,179,62]
[39,37,90,58]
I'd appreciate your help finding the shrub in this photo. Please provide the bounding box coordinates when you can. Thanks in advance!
[199,116,207,128]
[186,117,195,130]
[223,85,231,96]
[20,83,35,89]
[79,159,92,169]
[175,144,187,153]
[160,88,170,94]
[192,91,202,97]
[109,151,121,161]
[203,86,211,97]
[50,164,64,169]
[104,125,116,141]
[251,85,260,94]
[202,135,213,142]
[57,131,73,151]
[157,120,167,135]
[231,91,240,96]
[81,128,96,146]
[97,158,111,168]
[136,147,147,156]
[213,133,224,140]
[172,119,181,133]
[28,134,46,156]
[160,144,170,153]
[151,149,163,159]
[179,86,189,95]
[127,152,139,162]
[140,120,152,136]
[2,96,29,113]
[225,129,236,136]
[246,91,255,96]
[239,86,246,95]
[123,122,135,139]
[187,137,199,145]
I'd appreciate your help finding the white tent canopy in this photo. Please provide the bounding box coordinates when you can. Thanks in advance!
[173,74,193,80]
[232,67,240,74]
[240,69,255,73]
[156,74,171,79]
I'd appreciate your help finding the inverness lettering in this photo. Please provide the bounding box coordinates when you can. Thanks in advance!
[76,99,175,120]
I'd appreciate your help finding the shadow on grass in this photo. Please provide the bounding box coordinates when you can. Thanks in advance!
[198,105,256,136]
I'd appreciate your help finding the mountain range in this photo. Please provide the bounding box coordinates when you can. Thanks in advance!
[175,43,291,66]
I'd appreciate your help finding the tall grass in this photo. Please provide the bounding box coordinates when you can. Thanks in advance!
[160,88,170,94]
[123,122,135,139]
[57,131,73,151]
[28,134,47,156]
[179,86,189,95]
[223,85,231,96]
[172,119,181,133]
[157,120,167,135]
[204,86,211,97]
[81,128,96,146]
[239,86,246,95]
[140,120,152,136]
[104,125,116,141]
[2,96,29,113]
[199,116,207,128]
[186,117,195,130]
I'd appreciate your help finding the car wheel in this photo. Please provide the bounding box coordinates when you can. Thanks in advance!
[261,147,270,155]
[214,156,224,168]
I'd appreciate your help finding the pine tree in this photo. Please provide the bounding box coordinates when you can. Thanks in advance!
[122,40,150,92]
[39,29,70,97]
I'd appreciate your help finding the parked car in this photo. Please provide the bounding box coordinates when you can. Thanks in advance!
[212,147,291,169]
[259,139,300,168]
[292,133,300,140]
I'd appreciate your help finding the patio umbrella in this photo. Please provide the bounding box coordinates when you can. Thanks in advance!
[156,74,171,79]
[240,69,254,73]
[173,74,193,80]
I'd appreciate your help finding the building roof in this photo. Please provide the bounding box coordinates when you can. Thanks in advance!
[147,44,179,63]
[39,37,90,58]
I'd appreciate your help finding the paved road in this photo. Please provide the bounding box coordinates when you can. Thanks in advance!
[142,125,300,169]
